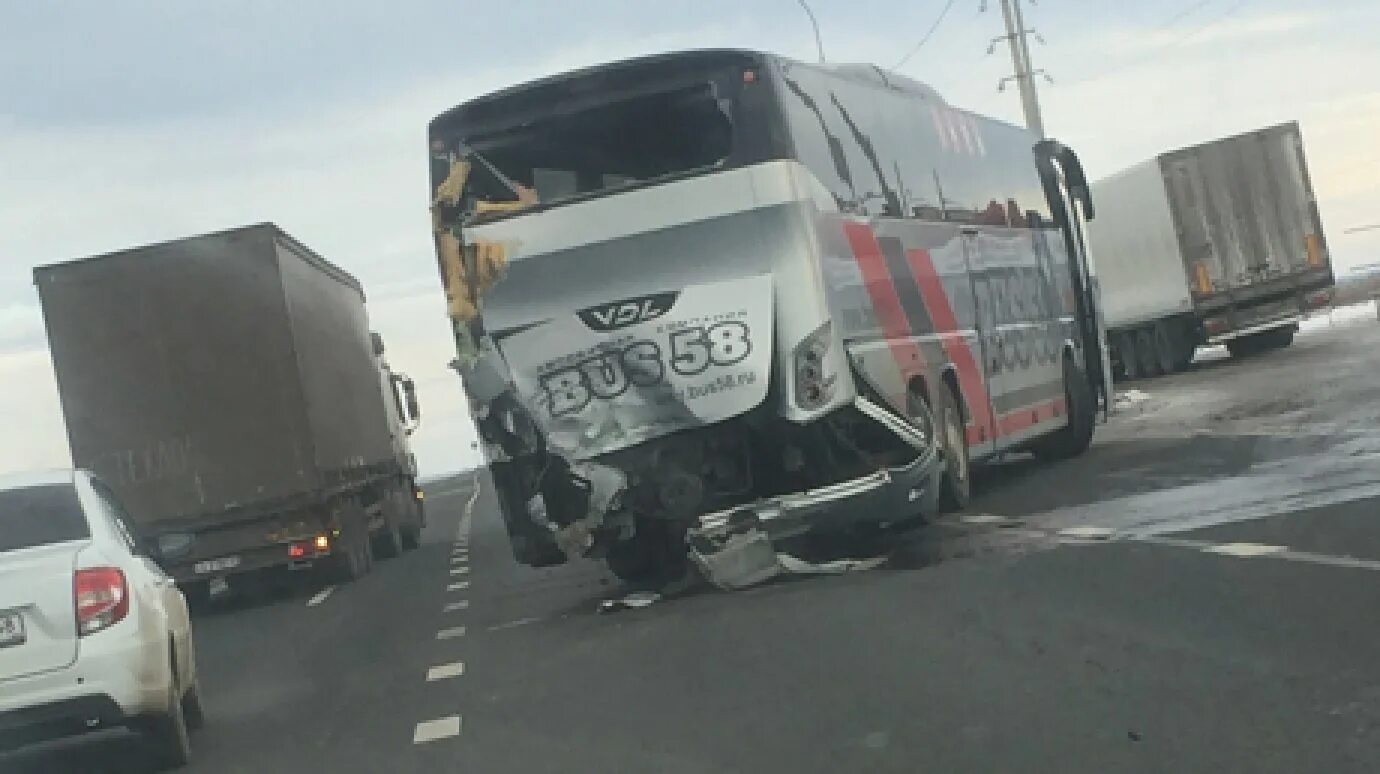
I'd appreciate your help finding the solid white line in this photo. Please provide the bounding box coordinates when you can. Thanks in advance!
[427,661,466,681]
[448,581,470,591]
[450,566,469,575]
[306,586,336,607]
[444,600,469,612]
[436,626,467,640]
[1140,536,1380,572]
[413,716,461,744]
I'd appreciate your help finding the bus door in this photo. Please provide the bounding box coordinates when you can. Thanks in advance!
[966,228,1068,451]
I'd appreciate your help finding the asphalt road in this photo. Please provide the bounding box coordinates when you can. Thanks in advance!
[8,307,1380,773]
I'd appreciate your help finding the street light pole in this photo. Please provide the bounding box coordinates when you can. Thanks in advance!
[797,0,826,63]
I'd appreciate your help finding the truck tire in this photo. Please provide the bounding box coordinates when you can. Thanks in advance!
[1136,328,1162,378]
[331,502,373,583]
[1154,322,1179,374]
[1031,355,1096,461]
[1117,332,1140,381]
[372,497,404,560]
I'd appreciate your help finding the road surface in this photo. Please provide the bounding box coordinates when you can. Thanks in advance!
[8,308,1380,773]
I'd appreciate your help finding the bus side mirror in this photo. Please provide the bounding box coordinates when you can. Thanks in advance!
[402,377,421,426]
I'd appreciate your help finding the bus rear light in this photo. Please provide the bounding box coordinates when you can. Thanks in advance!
[794,321,837,410]
[74,567,128,637]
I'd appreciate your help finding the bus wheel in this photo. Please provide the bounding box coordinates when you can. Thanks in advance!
[935,384,971,512]
[1032,356,1096,461]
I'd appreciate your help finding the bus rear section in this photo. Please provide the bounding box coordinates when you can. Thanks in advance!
[430,50,1102,589]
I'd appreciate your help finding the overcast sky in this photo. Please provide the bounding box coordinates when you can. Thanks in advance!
[2,0,1376,477]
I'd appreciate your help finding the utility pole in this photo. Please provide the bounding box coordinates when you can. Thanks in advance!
[994,0,1046,138]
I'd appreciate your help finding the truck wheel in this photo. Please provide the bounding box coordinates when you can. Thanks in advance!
[1263,326,1296,350]
[934,385,971,512]
[372,507,403,560]
[1117,333,1140,380]
[331,503,373,583]
[1154,323,1179,374]
[1136,328,1162,378]
[401,495,425,551]
[1031,355,1096,461]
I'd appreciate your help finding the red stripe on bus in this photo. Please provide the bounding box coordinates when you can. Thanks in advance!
[904,248,995,441]
[996,397,1067,436]
[844,223,926,393]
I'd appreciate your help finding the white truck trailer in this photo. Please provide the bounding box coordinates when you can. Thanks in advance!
[1087,122,1334,379]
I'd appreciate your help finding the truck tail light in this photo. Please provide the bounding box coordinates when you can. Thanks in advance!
[1304,288,1333,308]
[794,321,837,410]
[1204,317,1228,335]
[74,567,128,637]
[1193,262,1212,294]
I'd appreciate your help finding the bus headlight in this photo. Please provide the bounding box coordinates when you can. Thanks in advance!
[794,321,837,410]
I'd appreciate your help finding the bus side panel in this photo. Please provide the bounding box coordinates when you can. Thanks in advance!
[968,228,1072,450]
[820,215,998,458]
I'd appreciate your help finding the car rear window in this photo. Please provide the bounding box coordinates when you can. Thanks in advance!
[0,484,90,552]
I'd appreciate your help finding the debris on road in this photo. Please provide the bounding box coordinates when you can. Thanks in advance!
[598,591,662,613]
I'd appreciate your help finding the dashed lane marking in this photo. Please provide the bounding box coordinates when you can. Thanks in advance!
[444,600,469,612]
[487,616,542,632]
[1058,526,1116,540]
[451,555,467,564]
[450,566,470,575]
[427,662,466,681]
[448,581,470,591]
[306,586,336,607]
[413,716,461,744]
[436,626,467,640]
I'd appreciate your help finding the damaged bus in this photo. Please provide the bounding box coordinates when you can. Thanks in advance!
[429,50,1104,587]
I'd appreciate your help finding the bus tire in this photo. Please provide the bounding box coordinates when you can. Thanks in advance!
[935,383,971,513]
[1032,355,1096,461]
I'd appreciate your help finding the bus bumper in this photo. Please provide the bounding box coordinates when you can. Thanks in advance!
[686,445,943,589]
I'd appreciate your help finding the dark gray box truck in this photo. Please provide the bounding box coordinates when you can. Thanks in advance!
[34,223,424,598]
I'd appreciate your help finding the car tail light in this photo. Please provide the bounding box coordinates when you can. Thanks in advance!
[74,567,128,637]
[289,543,307,558]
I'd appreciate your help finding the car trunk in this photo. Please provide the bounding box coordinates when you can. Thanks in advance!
[0,542,83,683]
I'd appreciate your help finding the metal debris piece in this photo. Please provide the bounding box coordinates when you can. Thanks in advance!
[598,591,662,613]
[777,554,887,575]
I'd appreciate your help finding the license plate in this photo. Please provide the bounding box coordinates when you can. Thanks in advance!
[193,556,241,575]
[0,612,25,648]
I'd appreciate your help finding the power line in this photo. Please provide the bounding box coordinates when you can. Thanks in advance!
[891,0,959,71]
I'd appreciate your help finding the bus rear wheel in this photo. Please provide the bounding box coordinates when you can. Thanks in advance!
[1032,355,1096,461]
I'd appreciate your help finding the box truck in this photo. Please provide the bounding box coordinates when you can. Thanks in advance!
[1087,122,1334,378]
[35,224,424,599]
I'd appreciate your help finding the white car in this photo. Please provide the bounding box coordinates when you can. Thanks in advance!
[0,469,203,769]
